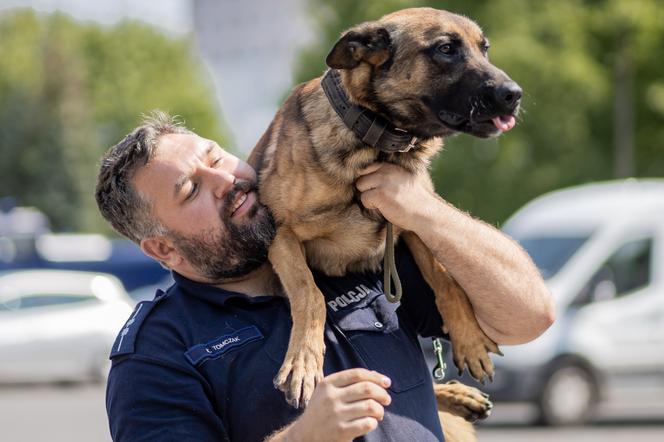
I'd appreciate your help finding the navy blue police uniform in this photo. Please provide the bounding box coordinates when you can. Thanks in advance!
[106,242,447,441]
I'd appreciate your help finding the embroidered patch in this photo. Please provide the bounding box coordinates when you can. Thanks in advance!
[326,282,382,312]
[185,326,263,366]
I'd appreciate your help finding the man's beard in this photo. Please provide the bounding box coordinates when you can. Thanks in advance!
[169,179,276,282]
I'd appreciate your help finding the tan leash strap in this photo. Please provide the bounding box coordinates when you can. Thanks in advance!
[383,222,402,303]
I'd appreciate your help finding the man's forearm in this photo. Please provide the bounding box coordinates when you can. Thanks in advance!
[412,193,555,345]
[354,162,554,344]
[265,423,295,442]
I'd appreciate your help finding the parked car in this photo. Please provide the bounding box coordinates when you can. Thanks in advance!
[477,179,664,425]
[0,231,169,292]
[0,269,133,384]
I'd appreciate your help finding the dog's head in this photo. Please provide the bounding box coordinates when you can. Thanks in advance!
[326,7,521,139]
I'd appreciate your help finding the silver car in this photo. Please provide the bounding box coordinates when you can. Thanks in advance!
[0,269,133,383]
[484,179,664,425]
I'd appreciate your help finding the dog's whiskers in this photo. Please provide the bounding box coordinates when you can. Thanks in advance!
[469,97,479,124]
[478,98,489,113]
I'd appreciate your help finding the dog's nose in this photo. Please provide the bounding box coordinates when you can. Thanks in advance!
[495,81,522,108]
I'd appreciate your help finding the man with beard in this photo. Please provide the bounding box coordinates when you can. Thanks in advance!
[96,112,554,442]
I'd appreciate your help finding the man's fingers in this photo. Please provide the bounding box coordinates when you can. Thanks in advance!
[360,190,378,209]
[342,398,385,421]
[355,173,381,193]
[339,381,391,406]
[357,162,383,176]
[327,368,391,389]
[343,416,379,439]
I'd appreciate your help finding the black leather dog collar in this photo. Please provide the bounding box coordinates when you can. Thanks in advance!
[321,69,419,153]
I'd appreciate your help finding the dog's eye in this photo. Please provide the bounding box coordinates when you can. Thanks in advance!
[437,43,454,55]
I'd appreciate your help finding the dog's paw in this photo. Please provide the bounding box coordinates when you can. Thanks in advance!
[273,341,325,408]
[434,380,493,422]
[449,328,501,384]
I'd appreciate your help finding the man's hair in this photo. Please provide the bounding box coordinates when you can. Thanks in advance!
[95,110,192,243]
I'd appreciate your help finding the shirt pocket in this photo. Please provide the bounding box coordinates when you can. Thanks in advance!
[329,294,426,393]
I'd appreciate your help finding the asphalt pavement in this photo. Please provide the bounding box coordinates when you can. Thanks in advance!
[0,384,662,442]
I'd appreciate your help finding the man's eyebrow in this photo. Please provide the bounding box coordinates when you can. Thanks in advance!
[173,142,217,198]
[206,142,217,155]
[173,172,190,199]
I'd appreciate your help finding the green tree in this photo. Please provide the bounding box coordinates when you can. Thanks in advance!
[0,10,226,232]
[295,0,664,224]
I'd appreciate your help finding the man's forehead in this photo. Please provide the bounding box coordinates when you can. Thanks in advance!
[155,133,218,159]
[132,135,209,199]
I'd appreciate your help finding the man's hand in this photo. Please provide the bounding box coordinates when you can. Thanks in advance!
[271,368,392,442]
[355,162,435,232]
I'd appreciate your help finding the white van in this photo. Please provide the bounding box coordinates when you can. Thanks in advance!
[484,179,664,425]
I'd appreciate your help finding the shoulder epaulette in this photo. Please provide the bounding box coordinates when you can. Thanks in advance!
[110,289,167,358]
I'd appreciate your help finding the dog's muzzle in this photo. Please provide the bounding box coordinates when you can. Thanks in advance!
[438,110,466,127]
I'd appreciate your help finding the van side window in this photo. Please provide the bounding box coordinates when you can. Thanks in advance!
[574,238,652,306]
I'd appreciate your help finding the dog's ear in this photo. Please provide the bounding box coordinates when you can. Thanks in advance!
[326,25,392,69]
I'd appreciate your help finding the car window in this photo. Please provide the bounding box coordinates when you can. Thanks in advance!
[516,235,590,279]
[0,294,97,311]
[574,237,652,306]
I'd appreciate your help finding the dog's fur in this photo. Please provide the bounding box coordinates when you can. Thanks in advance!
[248,7,521,439]
[436,380,493,441]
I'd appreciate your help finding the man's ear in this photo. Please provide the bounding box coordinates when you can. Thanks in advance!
[326,25,392,70]
[140,236,181,269]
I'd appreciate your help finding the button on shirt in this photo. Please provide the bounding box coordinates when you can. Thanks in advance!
[106,243,447,441]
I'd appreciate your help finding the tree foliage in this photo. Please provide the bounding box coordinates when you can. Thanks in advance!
[295,0,664,224]
[0,10,226,232]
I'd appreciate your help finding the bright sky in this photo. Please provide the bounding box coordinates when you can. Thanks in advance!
[0,0,192,35]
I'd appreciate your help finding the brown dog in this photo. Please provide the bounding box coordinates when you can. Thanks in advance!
[248,7,520,428]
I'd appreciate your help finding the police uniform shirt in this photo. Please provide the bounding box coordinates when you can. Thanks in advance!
[106,243,447,441]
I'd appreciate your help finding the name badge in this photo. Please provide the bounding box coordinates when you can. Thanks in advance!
[185,326,263,366]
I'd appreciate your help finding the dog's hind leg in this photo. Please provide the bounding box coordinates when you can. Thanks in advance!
[435,381,491,442]
[435,380,492,422]
[438,410,478,442]
[402,231,500,382]
[269,225,327,408]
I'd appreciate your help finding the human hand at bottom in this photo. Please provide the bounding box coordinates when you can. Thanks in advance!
[275,368,392,442]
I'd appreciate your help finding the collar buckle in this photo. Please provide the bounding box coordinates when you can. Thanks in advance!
[399,136,419,153]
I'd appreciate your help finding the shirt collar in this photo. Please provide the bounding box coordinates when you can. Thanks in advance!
[172,271,278,308]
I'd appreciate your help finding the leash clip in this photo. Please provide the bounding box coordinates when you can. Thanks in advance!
[432,338,447,382]
[399,136,418,153]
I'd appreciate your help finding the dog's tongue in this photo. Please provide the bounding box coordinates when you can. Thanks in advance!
[491,115,516,132]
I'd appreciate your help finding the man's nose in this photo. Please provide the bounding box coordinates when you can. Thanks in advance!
[209,169,236,200]
[494,81,522,109]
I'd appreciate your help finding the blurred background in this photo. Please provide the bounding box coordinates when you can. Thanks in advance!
[0,0,663,441]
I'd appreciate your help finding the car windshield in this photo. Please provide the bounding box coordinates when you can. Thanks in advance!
[515,235,591,279]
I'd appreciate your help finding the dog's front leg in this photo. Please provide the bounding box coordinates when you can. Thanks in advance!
[402,231,500,383]
[269,225,327,408]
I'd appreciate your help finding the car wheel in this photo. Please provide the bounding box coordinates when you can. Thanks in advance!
[537,364,597,426]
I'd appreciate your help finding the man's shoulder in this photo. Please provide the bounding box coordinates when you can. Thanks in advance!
[108,280,270,370]
[109,284,189,361]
